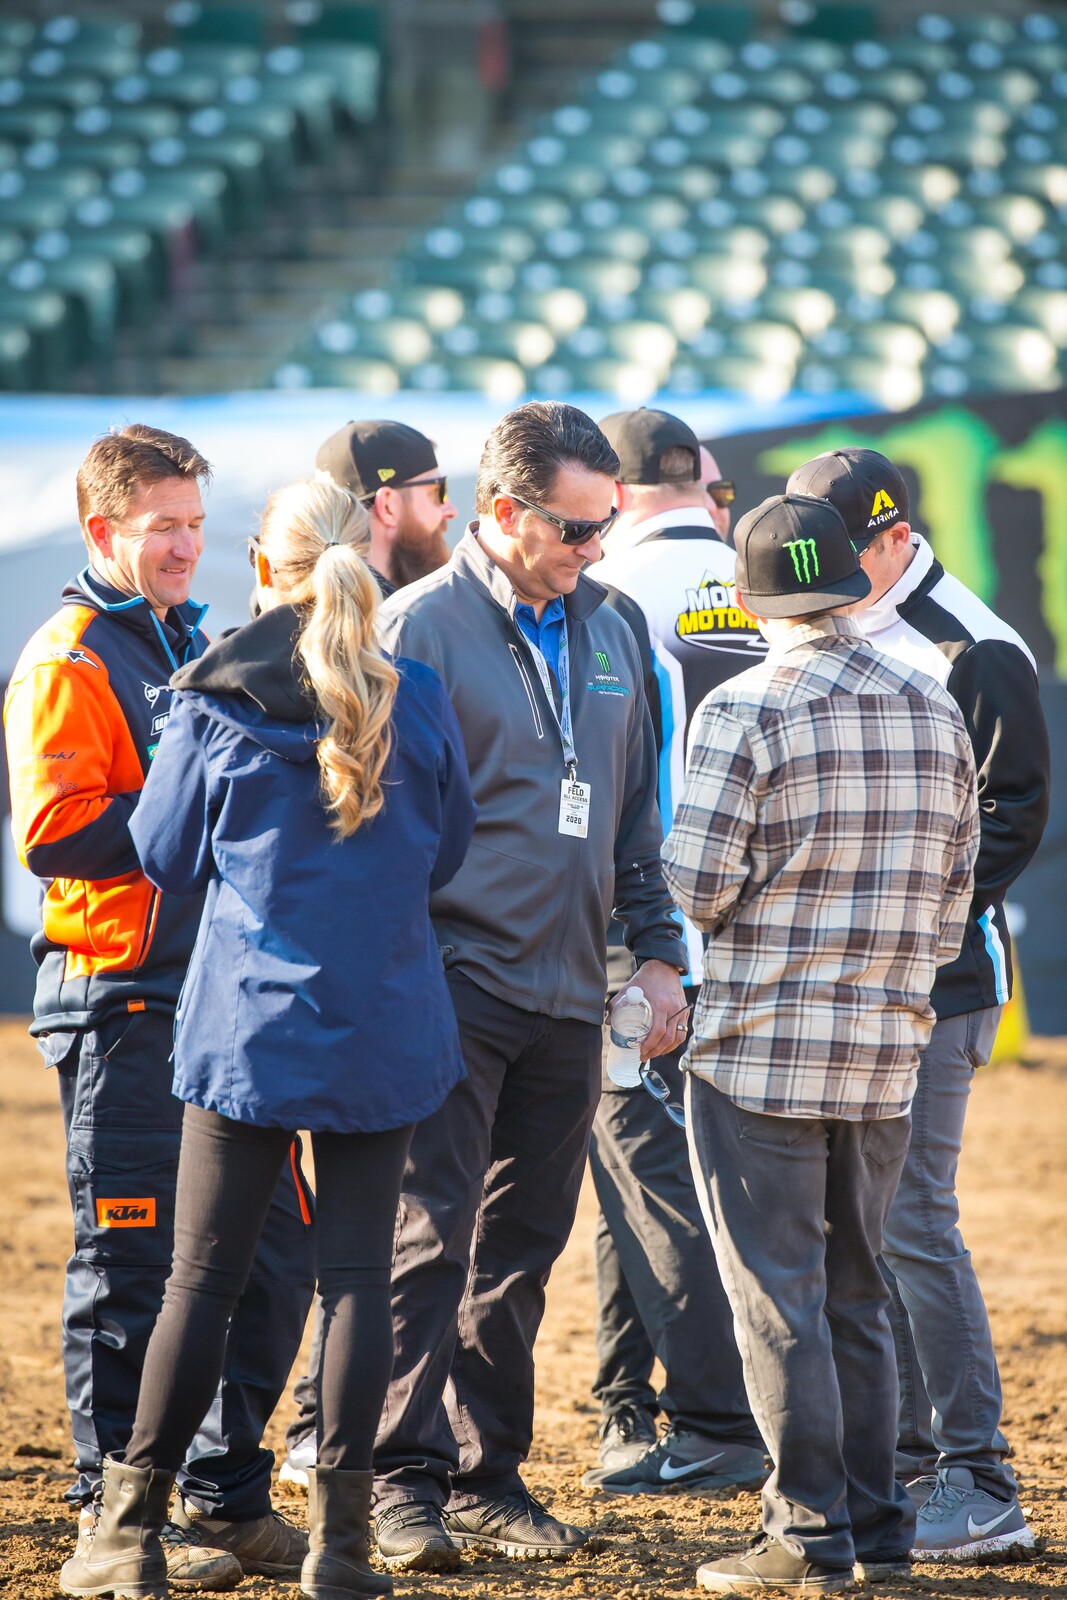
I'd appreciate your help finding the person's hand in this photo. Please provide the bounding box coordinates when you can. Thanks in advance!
[632,959,688,1060]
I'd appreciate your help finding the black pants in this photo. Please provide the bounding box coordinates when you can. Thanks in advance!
[126,1104,412,1476]
[374,970,602,1509]
[47,1008,313,1514]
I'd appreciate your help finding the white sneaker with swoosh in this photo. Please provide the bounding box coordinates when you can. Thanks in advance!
[912,1466,1035,1562]
[584,1423,766,1497]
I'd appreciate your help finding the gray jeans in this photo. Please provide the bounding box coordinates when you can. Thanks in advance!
[686,1075,915,1568]
[589,1041,760,1445]
[880,1006,1015,1496]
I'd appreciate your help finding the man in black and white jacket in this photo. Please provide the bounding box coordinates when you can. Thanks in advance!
[789,446,1049,1564]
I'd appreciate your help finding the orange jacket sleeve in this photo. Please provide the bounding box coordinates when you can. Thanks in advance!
[5,648,141,882]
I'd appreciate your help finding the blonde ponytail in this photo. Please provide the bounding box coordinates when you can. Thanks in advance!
[257,479,399,837]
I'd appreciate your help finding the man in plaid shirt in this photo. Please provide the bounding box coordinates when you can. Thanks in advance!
[662,493,978,1594]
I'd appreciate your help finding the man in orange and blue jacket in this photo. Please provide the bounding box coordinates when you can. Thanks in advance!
[4,424,314,1587]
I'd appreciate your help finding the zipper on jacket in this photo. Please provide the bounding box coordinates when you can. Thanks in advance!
[508,643,545,739]
[133,887,161,970]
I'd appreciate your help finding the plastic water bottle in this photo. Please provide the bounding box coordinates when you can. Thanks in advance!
[606,985,653,1088]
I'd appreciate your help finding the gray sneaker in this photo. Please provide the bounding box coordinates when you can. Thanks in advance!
[901,1472,938,1510]
[589,1404,658,1477]
[585,1423,766,1497]
[697,1534,853,1592]
[912,1467,1035,1562]
[443,1490,587,1560]
[374,1500,462,1573]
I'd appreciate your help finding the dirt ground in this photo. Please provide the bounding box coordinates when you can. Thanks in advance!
[1,1019,1064,1599]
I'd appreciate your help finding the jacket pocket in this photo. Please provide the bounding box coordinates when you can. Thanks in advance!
[508,644,545,739]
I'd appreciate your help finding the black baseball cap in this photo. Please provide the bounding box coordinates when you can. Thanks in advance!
[315,420,440,500]
[598,407,700,484]
[733,493,872,618]
[786,447,910,551]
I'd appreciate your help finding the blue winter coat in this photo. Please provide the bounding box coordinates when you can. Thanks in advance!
[129,605,475,1133]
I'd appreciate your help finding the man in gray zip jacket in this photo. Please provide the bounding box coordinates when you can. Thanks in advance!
[371,401,687,1571]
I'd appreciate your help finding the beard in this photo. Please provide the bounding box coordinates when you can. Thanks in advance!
[390,519,451,589]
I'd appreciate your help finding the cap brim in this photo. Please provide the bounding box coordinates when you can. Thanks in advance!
[740,565,872,618]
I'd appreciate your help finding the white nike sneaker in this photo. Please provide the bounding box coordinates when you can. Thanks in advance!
[912,1467,1035,1562]
[583,1423,766,1496]
[277,1433,316,1491]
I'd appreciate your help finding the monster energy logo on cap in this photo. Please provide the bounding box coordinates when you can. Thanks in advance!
[731,492,872,619]
[784,537,819,583]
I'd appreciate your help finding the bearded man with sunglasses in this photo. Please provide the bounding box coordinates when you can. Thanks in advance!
[366,401,687,1571]
[315,418,456,594]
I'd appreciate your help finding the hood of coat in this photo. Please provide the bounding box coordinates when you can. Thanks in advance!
[170,603,322,763]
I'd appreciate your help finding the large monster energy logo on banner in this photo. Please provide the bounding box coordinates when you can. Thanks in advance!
[785,538,819,583]
[714,392,1067,677]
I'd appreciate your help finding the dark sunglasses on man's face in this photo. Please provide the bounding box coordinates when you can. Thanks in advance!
[706,479,736,509]
[362,474,448,508]
[504,491,619,546]
[400,473,448,504]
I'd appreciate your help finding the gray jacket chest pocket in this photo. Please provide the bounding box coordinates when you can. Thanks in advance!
[507,643,546,740]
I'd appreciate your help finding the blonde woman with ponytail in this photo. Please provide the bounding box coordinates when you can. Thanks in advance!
[67,478,475,1600]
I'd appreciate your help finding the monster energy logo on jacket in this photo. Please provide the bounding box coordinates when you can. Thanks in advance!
[785,538,819,583]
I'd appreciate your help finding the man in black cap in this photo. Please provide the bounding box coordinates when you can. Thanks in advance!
[787,447,1047,1562]
[663,493,979,1593]
[315,419,457,594]
[582,407,765,1496]
[700,444,735,544]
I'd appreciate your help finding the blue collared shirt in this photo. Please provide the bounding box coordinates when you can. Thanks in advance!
[514,595,566,682]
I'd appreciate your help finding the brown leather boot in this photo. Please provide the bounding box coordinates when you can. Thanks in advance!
[301,1467,392,1598]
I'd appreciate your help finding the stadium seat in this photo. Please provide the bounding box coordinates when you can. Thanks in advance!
[664,5,754,44]
[0,319,33,387]
[0,285,75,385]
[312,315,433,368]
[166,3,268,47]
[350,285,466,331]
[273,353,400,392]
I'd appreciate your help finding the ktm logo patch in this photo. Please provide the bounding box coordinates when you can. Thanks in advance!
[96,1198,156,1228]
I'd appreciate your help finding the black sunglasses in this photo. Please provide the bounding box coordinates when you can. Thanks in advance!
[639,1062,687,1129]
[503,491,619,546]
[706,479,736,508]
[400,473,448,504]
[362,474,449,508]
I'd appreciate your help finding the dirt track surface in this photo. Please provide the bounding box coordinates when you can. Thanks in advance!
[1,1020,1064,1598]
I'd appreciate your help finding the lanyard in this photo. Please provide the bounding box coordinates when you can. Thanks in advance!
[520,619,578,777]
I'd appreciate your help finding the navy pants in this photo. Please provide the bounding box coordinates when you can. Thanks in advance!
[45,1006,315,1515]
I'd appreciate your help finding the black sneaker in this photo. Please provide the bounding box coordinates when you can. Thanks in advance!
[443,1490,587,1560]
[585,1422,766,1497]
[593,1404,659,1474]
[374,1500,462,1573]
[696,1534,854,1592]
[853,1551,912,1581]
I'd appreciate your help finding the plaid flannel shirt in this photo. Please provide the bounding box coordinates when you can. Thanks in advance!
[662,617,979,1120]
